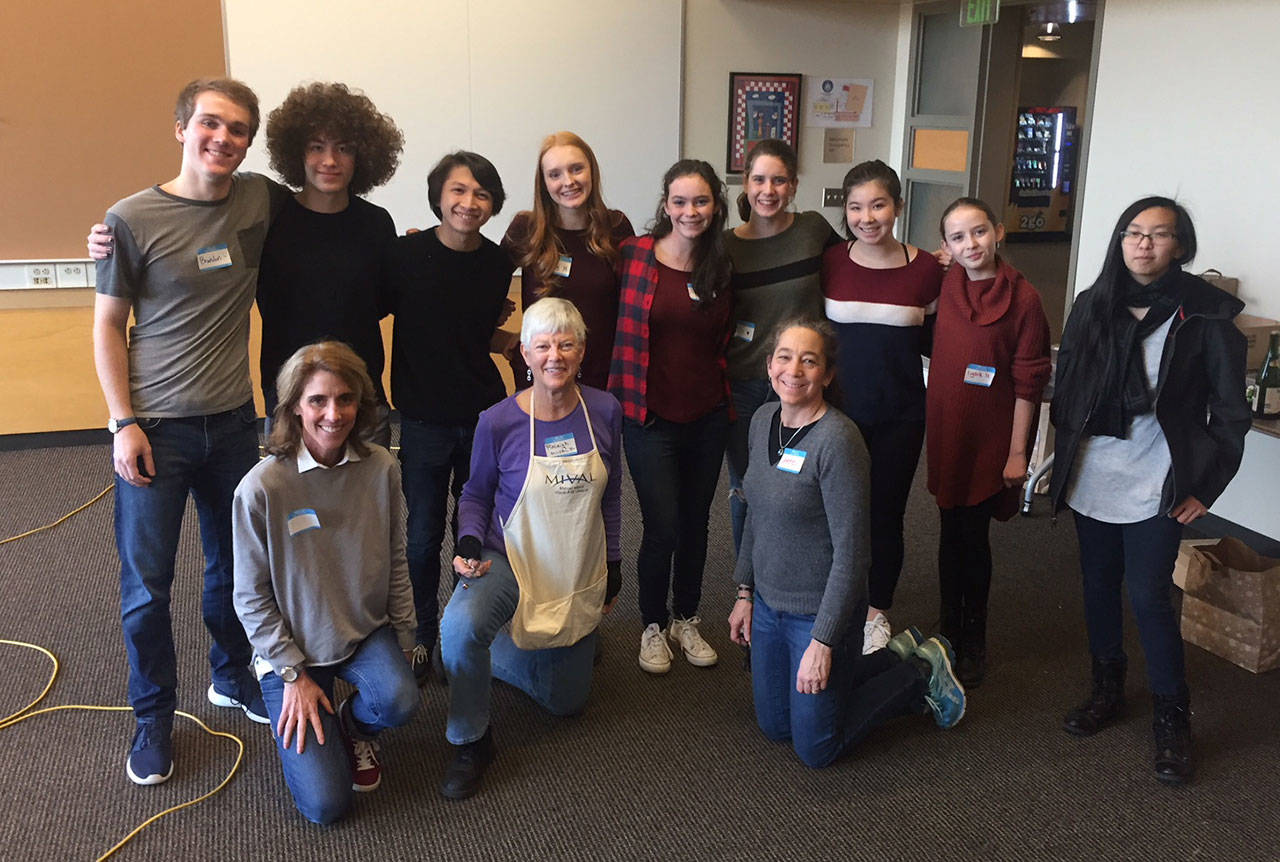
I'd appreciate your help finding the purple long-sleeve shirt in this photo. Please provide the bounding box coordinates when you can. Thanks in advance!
[458,386,623,562]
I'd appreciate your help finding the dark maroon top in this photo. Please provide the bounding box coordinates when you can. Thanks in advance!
[646,261,733,423]
[502,210,635,389]
[926,257,1051,509]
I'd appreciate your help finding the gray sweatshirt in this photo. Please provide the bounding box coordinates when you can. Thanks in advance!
[732,404,870,645]
[232,444,415,674]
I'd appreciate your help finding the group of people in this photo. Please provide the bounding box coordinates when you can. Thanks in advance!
[90,75,1249,824]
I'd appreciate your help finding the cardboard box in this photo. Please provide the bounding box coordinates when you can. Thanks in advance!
[1235,314,1279,371]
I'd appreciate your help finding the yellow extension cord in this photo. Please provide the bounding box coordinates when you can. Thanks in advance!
[1,485,245,861]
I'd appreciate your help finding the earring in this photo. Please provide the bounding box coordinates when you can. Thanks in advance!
[526,369,532,382]
[576,370,583,380]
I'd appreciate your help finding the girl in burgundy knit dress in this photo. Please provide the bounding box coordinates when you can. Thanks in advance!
[926,198,1051,688]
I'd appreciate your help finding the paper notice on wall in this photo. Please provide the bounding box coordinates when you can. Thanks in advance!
[823,128,855,163]
[806,77,873,128]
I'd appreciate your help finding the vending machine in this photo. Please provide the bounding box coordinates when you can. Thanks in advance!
[1004,106,1077,241]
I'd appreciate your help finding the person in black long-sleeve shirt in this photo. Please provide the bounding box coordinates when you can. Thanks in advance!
[385,151,516,682]
[257,82,405,446]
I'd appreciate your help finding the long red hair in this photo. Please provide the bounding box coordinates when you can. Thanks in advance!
[517,131,621,293]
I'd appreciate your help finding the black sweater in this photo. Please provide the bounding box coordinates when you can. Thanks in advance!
[257,196,395,403]
[386,228,514,424]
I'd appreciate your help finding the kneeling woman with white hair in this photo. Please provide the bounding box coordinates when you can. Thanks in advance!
[439,296,623,800]
[233,341,418,824]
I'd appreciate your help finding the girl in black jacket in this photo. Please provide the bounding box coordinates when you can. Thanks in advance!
[1049,196,1249,786]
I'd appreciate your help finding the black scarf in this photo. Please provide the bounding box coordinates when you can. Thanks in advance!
[1084,268,1186,439]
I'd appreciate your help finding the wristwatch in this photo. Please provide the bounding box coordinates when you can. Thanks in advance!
[107,417,138,434]
[279,666,299,683]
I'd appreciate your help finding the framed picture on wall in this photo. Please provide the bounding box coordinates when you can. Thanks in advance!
[726,72,802,174]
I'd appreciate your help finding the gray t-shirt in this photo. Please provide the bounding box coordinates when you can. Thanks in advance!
[96,173,275,417]
[1066,314,1175,523]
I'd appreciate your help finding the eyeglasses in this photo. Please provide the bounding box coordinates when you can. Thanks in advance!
[1120,229,1177,245]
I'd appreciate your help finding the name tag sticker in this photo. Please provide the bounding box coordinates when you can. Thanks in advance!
[196,243,233,272]
[554,255,573,277]
[963,364,996,387]
[544,432,578,458]
[777,448,807,474]
[287,508,321,536]
[734,321,756,342]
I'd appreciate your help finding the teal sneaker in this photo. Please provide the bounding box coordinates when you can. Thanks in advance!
[914,637,966,729]
[886,625,924,661]
[931,632,957,666]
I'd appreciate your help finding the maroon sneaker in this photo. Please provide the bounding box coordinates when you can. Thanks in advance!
[339,696,382,792]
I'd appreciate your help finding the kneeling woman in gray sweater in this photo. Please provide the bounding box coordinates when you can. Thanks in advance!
[233,341,418,822]
[728,320,964,767]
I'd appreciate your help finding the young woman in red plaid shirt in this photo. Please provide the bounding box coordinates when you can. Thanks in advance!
[608,159,734,675]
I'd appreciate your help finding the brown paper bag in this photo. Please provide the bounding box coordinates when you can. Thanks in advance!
[1179,537,1280,673]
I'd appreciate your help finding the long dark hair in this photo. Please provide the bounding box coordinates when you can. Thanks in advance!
[1087,196,1197,329]
[651,159,731,303]
[839,160,902,240]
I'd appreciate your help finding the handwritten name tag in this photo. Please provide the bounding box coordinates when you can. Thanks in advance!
[196,243,233,272]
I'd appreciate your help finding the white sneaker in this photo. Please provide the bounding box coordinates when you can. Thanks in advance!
[669,616,719,667]
[862,612,892,655]
[639,623,673,674]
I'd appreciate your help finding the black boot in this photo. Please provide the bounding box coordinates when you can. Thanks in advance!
[956,606,987,689]
[1063,657,1126,736]
[1152,694,1194,785]
[440,726,494,800]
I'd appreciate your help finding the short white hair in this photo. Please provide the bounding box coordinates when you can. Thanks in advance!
[521,296,587,345]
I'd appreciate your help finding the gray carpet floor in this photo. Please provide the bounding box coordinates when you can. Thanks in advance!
[0,439,1277,861]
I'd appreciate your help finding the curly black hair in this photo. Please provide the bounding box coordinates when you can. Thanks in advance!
[266,82,404,197]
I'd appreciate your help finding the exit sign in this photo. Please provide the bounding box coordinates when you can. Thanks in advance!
[960,0,1000,27]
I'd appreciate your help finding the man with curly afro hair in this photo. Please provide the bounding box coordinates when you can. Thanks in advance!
[258,82,405,448]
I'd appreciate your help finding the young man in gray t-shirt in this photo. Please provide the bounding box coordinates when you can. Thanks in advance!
[93,77,279,786]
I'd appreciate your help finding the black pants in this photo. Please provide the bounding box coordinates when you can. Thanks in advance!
[854,418,926,611]
[624,409,730,628]
[937,493,997,621]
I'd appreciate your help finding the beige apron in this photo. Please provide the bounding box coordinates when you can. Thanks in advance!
[502,388,608,649]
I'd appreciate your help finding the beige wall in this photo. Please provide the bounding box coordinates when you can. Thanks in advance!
[0,0,225,260]
[681,0,903,228]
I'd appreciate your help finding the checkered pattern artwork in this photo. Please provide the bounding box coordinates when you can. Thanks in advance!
[726,73,801,174]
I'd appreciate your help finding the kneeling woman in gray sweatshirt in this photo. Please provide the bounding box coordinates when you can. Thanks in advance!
[728,319,964,767]
[233,341,418,822]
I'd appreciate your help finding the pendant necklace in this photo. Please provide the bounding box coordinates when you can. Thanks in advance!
[777,406,825,456]
[777,421,805,456]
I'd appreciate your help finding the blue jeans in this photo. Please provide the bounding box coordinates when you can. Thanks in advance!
[750,593,925,768]
[725,378,776,553]
[399,417,475,645]
[259,626,418,824]
[440,550,596,745]
[1072,510,1187,697]
[623,408,730,628]
[114,401,259,720]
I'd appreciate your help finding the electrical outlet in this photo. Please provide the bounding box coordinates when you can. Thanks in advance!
[822,188,845,207]
[25,264,55,287]
[55,262,88,288]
